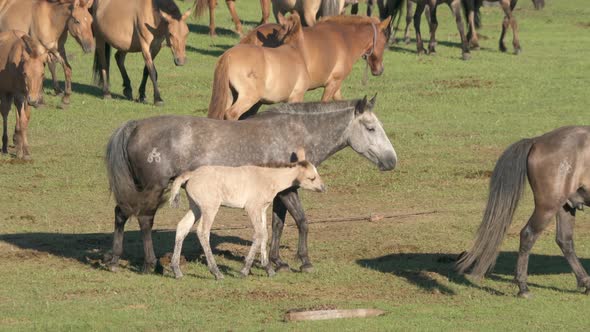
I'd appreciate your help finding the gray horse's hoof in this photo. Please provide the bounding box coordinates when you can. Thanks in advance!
[213,273,224,280]
[239,268,250,278]
[103,93,112,100]
[517,291,533,299]
[108,264,119,272]
[300,264,314,273]
[514,48,522,55]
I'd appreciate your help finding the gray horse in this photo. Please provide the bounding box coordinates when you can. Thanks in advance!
[106,97,397,273]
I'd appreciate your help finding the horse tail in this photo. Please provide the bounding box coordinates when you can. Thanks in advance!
[105,120,139,217]
[192,0,209,18]
[381,0,403,21]
[320,0,341,17]
[92,42,110,86]
[207,53,231,119]
[456,138,534,278]
[169,172,191,208]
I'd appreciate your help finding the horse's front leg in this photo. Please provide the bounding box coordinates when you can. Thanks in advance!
[260,0,270,24]
[114,51,133,100]
[321,80,343,101]
[225,0,243,36]
[270,194,290,272]
[139,42,163,106]
[413,2,427,55]
[56,33,73,105]
[1,94,11,155]
[13,96,31,160]
[426,0,438,55]
[450,0,471,60]
[281,189,314,273]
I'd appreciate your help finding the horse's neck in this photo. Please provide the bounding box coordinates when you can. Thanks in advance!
[263,167,301,193]
[298,110,353,165]
[31,2,68,45]
[345,23,374,59]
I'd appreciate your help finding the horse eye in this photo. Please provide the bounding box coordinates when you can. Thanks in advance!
[310,176,316,181]
[73,18,80,24]
[367,127,375,132]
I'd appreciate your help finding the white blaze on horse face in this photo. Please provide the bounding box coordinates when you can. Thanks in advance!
[348,112,397,171]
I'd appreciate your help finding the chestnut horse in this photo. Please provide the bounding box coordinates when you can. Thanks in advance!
[0,0,95,105]
[0,31,59,159]
[92,0,190,105]
[210,14,392,120]
[192,0,271,36]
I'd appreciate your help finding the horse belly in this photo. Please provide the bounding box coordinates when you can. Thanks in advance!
[94,0,140,51]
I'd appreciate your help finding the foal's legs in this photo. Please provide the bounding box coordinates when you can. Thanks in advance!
[556,206,590,293]
[171,209,197,279]
[114,51,133,100]
[515,207,555,298]
[138,42,163,106]
[195,205,224,280]
[56,32,73,105]
[259,205,276,277]
[106,205,129,271]
[241,207,270,277]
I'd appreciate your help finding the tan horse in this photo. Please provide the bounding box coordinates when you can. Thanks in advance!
[92,0,190,105]
[0,0,95,105]
[0,31,59,159]
[168,149,325,280]
[193,0,271,36]
[208,12,310,120]
[228,14,392,118]
[271,0,346,26]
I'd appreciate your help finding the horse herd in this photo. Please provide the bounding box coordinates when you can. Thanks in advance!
[2,0,589,299]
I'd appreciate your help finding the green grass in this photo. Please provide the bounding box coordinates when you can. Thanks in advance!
[1,0,590,330]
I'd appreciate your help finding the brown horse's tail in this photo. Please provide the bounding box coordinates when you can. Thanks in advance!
[207,53,231,119]
[169,172,192,208]
[92,42,110,86]
[456,138,534,279]
[192,0,209,18]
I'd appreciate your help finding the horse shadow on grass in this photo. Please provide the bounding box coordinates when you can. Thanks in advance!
[43,79,126,100]
[357,252,590,296]
[0,230,265,275]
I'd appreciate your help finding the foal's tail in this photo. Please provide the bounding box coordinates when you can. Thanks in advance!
[320,0,341,17]
[456,138,534,279]
[207,53,231,119]
[192,0,209,18]
[105,120,139,216]
[92,42,110,86]
[169,172,191,209]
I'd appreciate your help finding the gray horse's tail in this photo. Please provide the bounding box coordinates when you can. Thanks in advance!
[207,53,231,119]
[456,138,534,278]
[320,0,341,17]
[192,0,209,18]
[106,120,139,216]
[169,172,191,208]
[92,42,110,86]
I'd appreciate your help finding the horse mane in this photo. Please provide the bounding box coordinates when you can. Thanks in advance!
[155,0,182,18]
[254,161,310,169]
[318,15,378,26]
[263,99,359,115]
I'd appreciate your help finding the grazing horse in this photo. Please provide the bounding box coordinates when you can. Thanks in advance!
[0,0,95,105]
[92,0,190,105]
[271,0,345,26]
[105,97,397,273]
[169,149,325,280]
[0,31,58,159]
[193,0,271,36]
[457,127,590,298]
[214,14,392,120]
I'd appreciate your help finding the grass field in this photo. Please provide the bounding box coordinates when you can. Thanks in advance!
[1,0,590,330]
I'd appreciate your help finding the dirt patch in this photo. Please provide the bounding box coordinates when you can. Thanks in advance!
[434,78,494,89]
[576,22,590,28]
[5,214,36,222]
[0,158,33,165]
[462,170,493,179]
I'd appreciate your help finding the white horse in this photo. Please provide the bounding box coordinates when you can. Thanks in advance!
[169,149,326,279]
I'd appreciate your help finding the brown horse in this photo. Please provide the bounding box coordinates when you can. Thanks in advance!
[92,0,190,105]
[193,0,271,36]
[456,126,590,298]
[0,31,59,159]
[0,0,95,105]
[213,14,392,120]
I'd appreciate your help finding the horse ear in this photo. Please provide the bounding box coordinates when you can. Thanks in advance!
[181,9,192,21]
[160,10,173,23]
[82,0,94,9]
[277,12,286,25]
[71,0,81,8]
[355,96,368,115]
[295,147,306,162]
[369,93,377,107]
[380,15,393,31]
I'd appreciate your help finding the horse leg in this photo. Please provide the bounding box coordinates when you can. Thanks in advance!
[139,43,163,106]
[259,206,276,277]
[195,205,224,280]
[303,0,318,26]
[241,208,263,277]
[138,213,158,273]
[171,210,197,279]
[515,207,555,298]
[13,97,30,160]
[499,0,510,52]
[225,0,243,36]
[260,0,270,24]
[57,33,72,105]
[426,0,438,55]
[506,0,521,54]
[321,80,343,102]
[413,2,427,55]
[114,51,133,100]
[270,195,290,271]
[106,206,129,271]
[450,0,471,60]
[95,37,111,99]
[467,3,480,49]
[208,0,217,36]
[556,206,590,293]
[403,1,415,44]
[282,189,313,273]
[351,3,359,15]
[225,95,259,120]
[367,0,375,16]
[1,94,10,154]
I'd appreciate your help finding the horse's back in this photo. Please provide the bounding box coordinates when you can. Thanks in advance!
[0,0,32,32]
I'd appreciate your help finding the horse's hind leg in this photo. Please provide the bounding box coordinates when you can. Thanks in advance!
[171,210,197,279]
[241,208,264,277]
[259,206,275,277]
[507,0,520,54]
[106,206,129,272]
[225,94,259,120]
[403,1,415,44]
[426,0,438,55]
[13,97,30,160]
[114,51,133,100]
[498,0,510,52]
[138,213,158,273]
[450,0,471,60]
[413,2,427,55]
[57,32,72,105]
[225,0,243,36]
[281,189,314,273]
[515,207,555,298]
[195,205,224,280]
[556,206,590,293]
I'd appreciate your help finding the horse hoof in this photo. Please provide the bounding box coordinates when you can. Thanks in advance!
[266,268,276,277]
[108,264,119,272]
[499,45,507,53]
[514,48,522,55]
[462,53,471,61]
[275,263,291,273]
[103,93,112,100]
[154,100,165,107]
[123,88,133,100]
[137,97,148,104]
[239,270,249,278]
[174,272,183,279]
[22,154,32,161]
[404,38,411,45]
[214,273,224,280]
[300,264,314,273]
[584,288,590,295]
[517,291,533,299]
[142,262,156,274]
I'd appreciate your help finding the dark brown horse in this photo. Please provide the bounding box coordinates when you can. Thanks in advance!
[92,0,190,105]
[192,0,271,36]
[0,0,95,105]
[457,126,590,298]
[0,31,59,159]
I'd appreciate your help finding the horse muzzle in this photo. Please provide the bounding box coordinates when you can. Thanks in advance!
[82,41,95,54]
[27,96,40,108]
[315,184,327,193]
[371,66,384,76]
[378,152,397,171]
[174,57,186,66]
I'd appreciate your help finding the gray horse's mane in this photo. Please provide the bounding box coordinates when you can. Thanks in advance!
[264,99,359,115]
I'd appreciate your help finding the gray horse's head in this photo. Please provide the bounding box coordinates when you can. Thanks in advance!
[345,96,397,171]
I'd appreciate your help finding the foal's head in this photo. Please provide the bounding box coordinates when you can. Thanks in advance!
[67,0,95,53]
[15,35,60,106]
[292,149,326,193]
[276,12,303,45]
[364,16,392,76]
[160,9,191,66]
